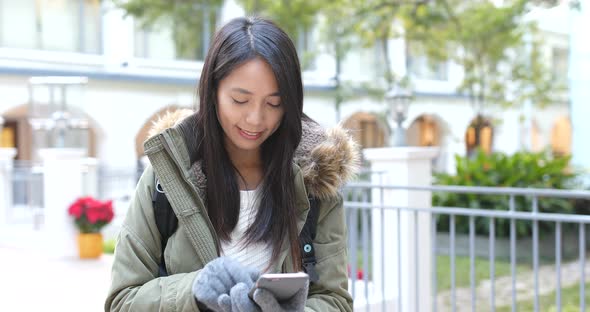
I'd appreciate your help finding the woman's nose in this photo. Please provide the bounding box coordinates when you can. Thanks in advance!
[245,106,264,126]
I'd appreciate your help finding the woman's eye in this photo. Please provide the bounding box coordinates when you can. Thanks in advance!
[268,102,281,108]
[232,98,248,104]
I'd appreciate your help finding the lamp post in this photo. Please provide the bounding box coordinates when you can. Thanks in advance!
[28,76,89,160]
[386,83,412,147]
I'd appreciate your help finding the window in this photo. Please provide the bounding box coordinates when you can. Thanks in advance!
[412,115,439,147]
[0,0,102,53]
[551,116,571,157]
[465,116,493,156]
[343,112,386,149]
[552,47,568,86]
[134,6,218,61]
[1,122,16,148]
[360,120,379,148]
[0,0,37,49]
[406,43,448,81]
[134,26,176,60]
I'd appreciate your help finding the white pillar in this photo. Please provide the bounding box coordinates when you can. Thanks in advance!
[39,148,86,259]
[82,157,99,198]
[364,147,438,312]
[570,2,590,177]
[0,148,17,226]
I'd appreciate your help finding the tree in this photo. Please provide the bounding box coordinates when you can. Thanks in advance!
[239,0,360,121]
[402,0,560,111]
[400,0,561,152]
[238,0,324,69]
[112,0,223,60]
[338,0,431,89]
[316,1,358,122]
[309,0,430,125]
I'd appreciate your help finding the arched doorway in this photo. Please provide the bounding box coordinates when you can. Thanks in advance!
[465,115,494,156]
[342,112,388,149]
[1,104,98,161]
[406,114,445,147]
[407,114,450,172]
[551,116,572,157]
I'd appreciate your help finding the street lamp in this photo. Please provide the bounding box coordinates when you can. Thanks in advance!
[28,76,89,160]
[386,83,412,146]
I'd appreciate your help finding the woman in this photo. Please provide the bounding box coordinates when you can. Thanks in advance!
[105,17,358,312]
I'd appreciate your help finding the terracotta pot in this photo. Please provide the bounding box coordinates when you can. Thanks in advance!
[78,233,103,259]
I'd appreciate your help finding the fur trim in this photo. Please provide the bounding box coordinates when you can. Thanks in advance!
[147,110,360,199]
[297,125,360,199]
[147,108,194,139]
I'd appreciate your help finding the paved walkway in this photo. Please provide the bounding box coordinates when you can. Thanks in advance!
[0,246,114,312]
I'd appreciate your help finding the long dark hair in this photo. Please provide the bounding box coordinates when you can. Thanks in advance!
[196,17,303,269]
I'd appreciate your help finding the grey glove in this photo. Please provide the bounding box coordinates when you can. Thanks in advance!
[192,257,260,312]
[252,280,309,312]
[218,283,261,312]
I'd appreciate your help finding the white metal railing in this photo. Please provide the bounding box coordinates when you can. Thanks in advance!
[343,183,590,312]
[10,161,44,225]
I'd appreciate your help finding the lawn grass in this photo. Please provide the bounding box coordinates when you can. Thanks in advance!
[354,252,531,292]
[497,283,590,312]
[437,255,531,291]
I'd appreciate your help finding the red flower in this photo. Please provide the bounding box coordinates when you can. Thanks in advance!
[68,200,83,218]
[67,196,115,233]
[86,204,100,224]
[103,200,114,222]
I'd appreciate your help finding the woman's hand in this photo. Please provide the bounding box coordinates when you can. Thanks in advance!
[217,283,261,312]
[192,257,260,311]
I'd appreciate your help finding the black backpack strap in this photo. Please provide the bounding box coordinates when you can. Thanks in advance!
[152,178,179,277]
[300,196,320,283]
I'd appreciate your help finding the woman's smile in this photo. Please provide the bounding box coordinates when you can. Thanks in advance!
[237,127,264,140]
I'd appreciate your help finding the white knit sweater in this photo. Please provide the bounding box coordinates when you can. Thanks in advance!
[220,189,273,272]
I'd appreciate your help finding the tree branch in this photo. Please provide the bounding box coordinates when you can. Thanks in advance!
[437,0,462,35]
[354,0,429,18]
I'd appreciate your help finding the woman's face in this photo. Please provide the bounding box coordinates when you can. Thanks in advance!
[216,57,284,157]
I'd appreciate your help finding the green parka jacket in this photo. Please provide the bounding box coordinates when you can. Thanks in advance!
[104,110,360,312]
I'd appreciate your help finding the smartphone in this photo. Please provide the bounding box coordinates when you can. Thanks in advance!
[248,272,309,301]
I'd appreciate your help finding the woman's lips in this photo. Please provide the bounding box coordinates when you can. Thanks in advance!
[238,127,263,140]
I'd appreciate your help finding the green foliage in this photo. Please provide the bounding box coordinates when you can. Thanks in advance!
[239,0,322,42]
[401,0,560,114]
[238,0,328,71]
[112,0,222,60]
[103,238,116,254]
[113,0,564,124]
[433,149,578,237]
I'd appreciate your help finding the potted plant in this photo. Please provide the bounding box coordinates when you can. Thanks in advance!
[67,197,114,259]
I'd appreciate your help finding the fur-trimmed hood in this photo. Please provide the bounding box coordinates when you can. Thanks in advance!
[147,109,360,199]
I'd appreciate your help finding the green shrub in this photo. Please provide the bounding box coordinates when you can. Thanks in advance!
[433,149,579,237]
[103,238,116,254]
